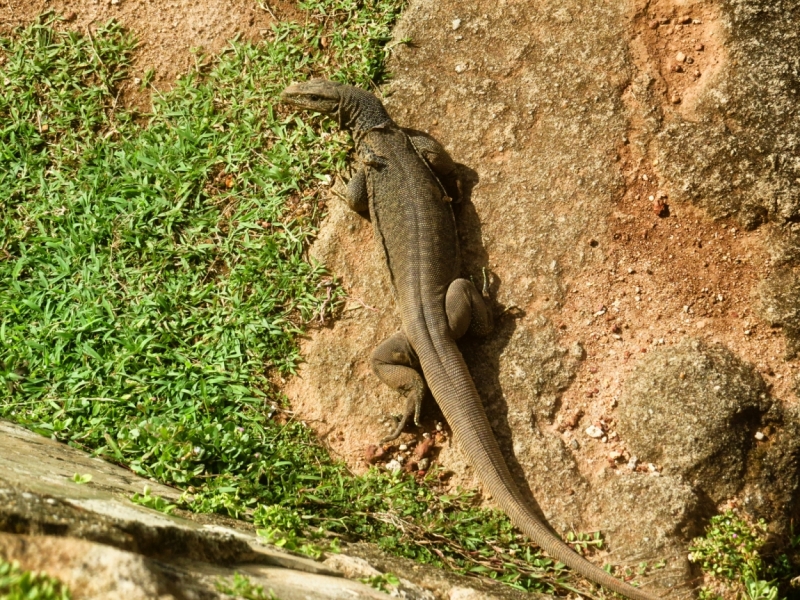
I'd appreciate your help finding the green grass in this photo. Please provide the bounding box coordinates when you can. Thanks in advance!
[689,511,799,600]
[217,572,277,600]
[0,560,71,600]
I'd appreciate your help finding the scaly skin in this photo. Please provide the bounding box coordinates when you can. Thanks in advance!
[281,79,660,600]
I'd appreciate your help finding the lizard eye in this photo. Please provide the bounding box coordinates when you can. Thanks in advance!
[309,94,320,101]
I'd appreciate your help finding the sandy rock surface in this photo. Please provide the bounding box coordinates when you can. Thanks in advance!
[285,0,800,594]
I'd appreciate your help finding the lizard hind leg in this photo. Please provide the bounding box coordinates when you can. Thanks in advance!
[371,331,426,443]
[445,277,494,340]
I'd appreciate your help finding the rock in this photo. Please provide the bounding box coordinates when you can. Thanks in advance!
[365,444,386,464]
[588,472,700,591]
[385,459,403,472]
[585,425,604,438]
[758,267,800,358]
[414,436,436,460]
[617,338,770,502]
[0,420,540,600]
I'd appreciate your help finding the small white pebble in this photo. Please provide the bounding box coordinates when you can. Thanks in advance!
[398,444,408,451]
[641,174,649,181]
[385,459,403,473]
[675,51,686,62]
[755,431,765,441]
[454,63,467,74]
[435,422,443,432]
[585,425,604,439]
[452,18,462,30]
[417,458,430,470]
[627,456,639,470]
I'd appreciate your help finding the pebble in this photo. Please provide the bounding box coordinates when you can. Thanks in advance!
[398,444,408,451]
[648,19,660,29]
[695,43,705,51]
[110,0,120,5]
[671,94,681,104]
[571,439,580,449]
[608,450,623,461]
[627,456,639,470]
[585,425,604,439]
[454,63,467,74]
[755,431,765,441]
[452,18,462,30]
[417,457,430,470]
[414,437,435,460]
[385,459,403,473]
[675,51,686,62]
[364,444,386,465]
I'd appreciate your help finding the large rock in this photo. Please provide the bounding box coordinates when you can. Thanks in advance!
[0,420,544,600]
[616,338,769,502]
[286,0,800,592]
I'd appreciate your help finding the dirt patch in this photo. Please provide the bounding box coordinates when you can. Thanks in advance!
[0,0,295,110]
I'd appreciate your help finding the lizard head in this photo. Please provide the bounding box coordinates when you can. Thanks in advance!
[280,79,342,116]
[281,79,392,134]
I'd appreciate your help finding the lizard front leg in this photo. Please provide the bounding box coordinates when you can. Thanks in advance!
[332,165,369,212]
[371,331,426,443]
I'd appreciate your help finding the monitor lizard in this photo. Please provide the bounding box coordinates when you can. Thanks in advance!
[281,79,660,600]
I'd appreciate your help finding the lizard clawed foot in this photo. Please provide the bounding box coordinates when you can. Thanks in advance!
[379,413,410,444]
[480,267,494,300]
[379,392,422,444]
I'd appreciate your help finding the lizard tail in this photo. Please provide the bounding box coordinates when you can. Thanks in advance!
[428,350,661,600]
